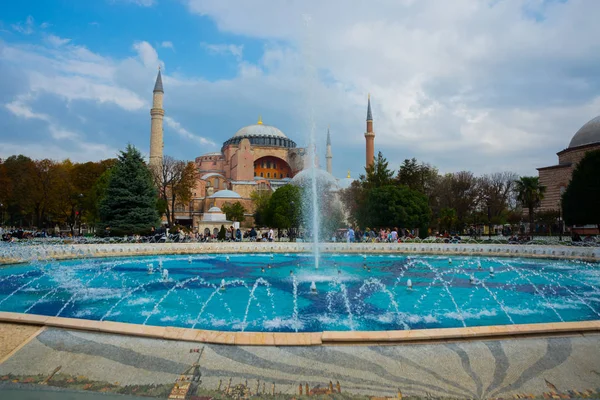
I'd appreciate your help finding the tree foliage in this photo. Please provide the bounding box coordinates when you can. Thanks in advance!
[222,201,247,222]
[250,189,272,227]
[515,176,546,236]
[366,185,431,237]
[266,184,301,231]
[152,156,197,226]
[99,145,159,235]
[563,149,600,229]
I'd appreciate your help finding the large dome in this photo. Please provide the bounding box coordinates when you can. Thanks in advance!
[569,115,600,148]
[233,124,287,138]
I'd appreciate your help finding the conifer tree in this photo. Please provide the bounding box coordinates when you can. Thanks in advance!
[99,145,159,235]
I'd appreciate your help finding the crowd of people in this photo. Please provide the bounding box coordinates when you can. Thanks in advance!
[337,227,418,243]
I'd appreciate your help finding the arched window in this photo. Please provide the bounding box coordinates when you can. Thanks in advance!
[214,178,220,187]
[267,172,270,178]
[260,172,264,177]
[280,173,283,179]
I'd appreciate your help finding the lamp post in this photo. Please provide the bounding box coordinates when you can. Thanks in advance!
[289,201,295,242]
[487,198,492,241]
[558,186,565,242]
[78,193,84,236]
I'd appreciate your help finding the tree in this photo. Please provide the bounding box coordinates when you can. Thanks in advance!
[99,145,159,235]
[396,158,438,195]
[2,155,36,226]
[478,172,519,225]
[363,151,394,189]
[152,156,197,226]
[438,208,458,233]
[266,184,301,235]
[563,149,600,231]
[514,176,546,236]
[366,185,431,238]
[250,189,272,227]
[222,201,246,222]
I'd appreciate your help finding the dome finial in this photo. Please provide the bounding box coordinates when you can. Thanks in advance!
[347,170,351,179]
[257,115,263,125]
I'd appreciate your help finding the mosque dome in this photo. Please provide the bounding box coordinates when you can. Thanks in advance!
[207,206,222,213]
[233,123,287,139]
[208,190,242,199]
[291,167,338,189]
[569,115,600,148]
[222,116,297,149]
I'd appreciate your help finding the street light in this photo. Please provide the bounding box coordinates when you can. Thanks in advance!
[487,198,492,241]
[78,193,84,236]
[289,201,295,242]
[558,186,565,242]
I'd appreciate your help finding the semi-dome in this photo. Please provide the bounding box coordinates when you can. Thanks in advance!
[208,189,242,199]
[569,115,600,148]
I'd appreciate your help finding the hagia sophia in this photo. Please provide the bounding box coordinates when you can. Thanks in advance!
[148,70,365,232]
[148,69,600,233]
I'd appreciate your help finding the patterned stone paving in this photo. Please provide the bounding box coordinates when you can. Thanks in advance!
[0,328,599,399]
[0,323,42,362]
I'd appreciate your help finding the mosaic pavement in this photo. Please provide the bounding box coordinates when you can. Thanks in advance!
[0,327,599,399]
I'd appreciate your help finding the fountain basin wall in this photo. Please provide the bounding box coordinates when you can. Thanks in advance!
[1,242,599,265]
[1,248,599,336]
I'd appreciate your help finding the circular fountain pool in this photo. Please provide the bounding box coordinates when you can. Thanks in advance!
[0,253,599,332]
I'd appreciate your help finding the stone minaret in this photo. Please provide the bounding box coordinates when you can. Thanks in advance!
[365,94,375,169]
[149,68,164,167]
[325,126,333,174]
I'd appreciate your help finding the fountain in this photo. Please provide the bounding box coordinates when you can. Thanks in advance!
[407,279,413,290]
[162,269,169,281]
[147,263,154,274]
[310,281,317,294]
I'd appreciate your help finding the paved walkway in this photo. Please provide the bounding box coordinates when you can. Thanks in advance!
[0,325,599,399]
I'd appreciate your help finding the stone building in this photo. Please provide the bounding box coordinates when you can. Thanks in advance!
[537,114,600,213]
[148,70,373,231]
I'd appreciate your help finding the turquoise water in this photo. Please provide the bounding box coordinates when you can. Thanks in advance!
[0,253,599,332]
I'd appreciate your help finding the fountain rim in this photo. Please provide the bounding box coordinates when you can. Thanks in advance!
[0,311,598,346]
[1,242,599,345]
[1,242,598,267]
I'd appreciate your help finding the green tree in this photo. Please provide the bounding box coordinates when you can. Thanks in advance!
[99,145,159,235]
[514,176,546,236]
[152,156,197,226]
[250,189,272,227]
[396,158,438,194]
[438,208,457,233]
[266,184,301,236]
[366,185,431,238]
[221,201,247,222]
[562,150,600,230]
[363,151,394,189]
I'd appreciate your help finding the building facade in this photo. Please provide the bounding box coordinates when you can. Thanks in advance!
[149,70,374,231]
[537,115,600,213]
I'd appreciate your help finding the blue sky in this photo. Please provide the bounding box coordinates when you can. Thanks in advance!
[1,0,600,178]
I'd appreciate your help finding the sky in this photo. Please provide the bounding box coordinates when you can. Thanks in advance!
[1,0,599,179]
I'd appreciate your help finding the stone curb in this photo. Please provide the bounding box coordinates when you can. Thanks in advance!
[1,242,599,266]
[1,311,598,346]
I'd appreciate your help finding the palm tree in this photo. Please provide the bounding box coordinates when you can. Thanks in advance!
[514,176,546,237]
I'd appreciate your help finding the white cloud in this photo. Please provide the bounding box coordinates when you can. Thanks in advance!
[164,116,216,146]
[11,15,35,35]
[133,40,162,69]
[185,0,600,175]
[5,99,50,121]
[160,41,174,50]
[201,42,244,60]
[40,22,51,29]
[45,34,71,47]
